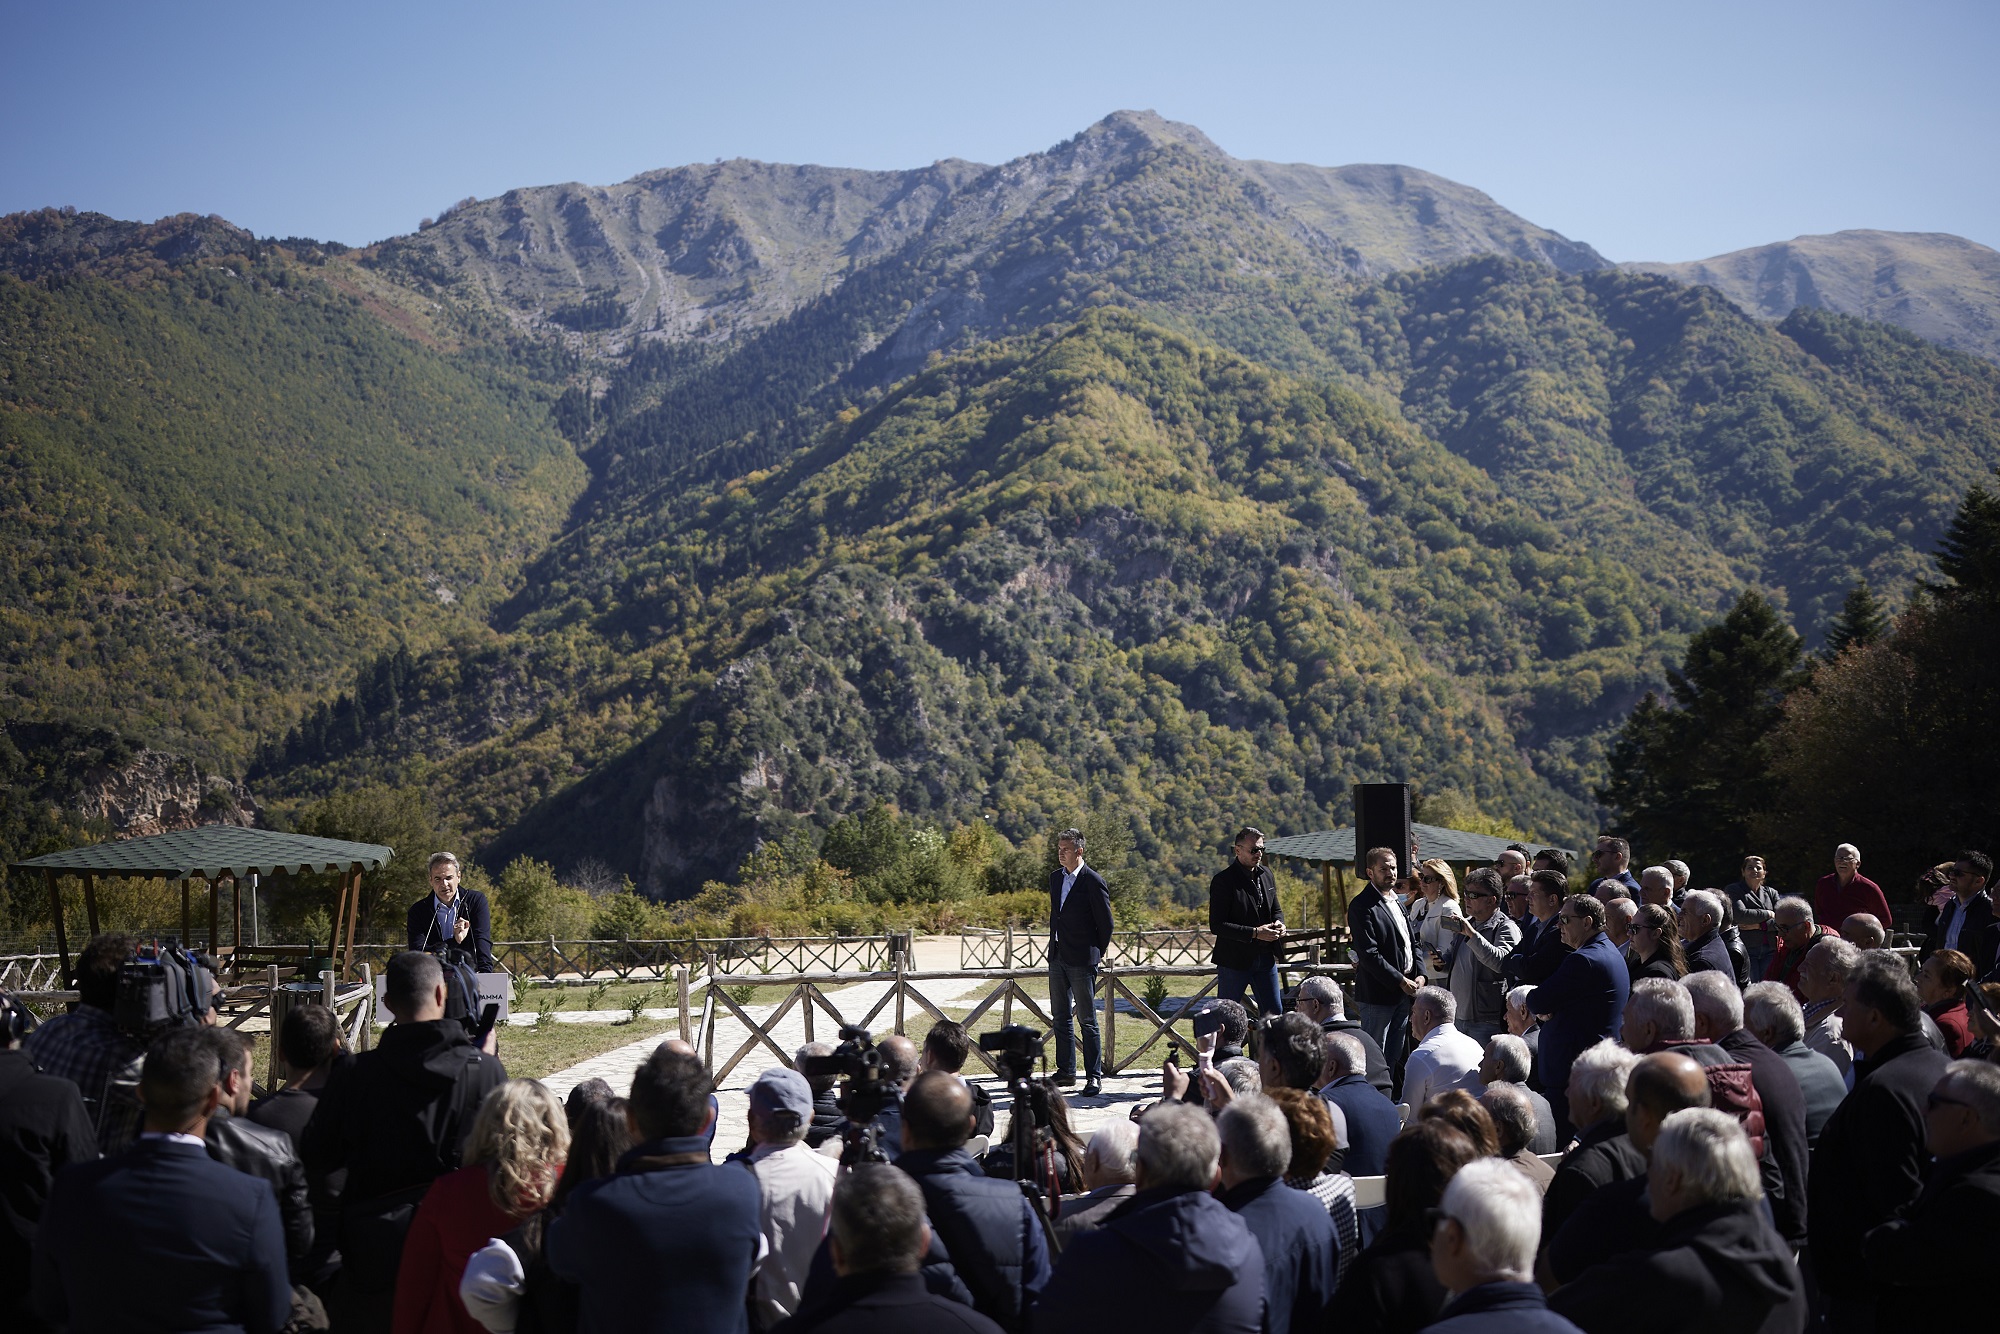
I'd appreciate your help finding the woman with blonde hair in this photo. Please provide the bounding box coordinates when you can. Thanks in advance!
[396,1079,570,1334]
[1409,859,1464,984]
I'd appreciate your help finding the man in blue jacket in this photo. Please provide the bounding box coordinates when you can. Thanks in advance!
[548,1046,762,1334]
[32,1027,290,1334]
[897,1071,1049,1332]
[1525,895,1629,1143]
[1033,1101,1264,1334]
[1217,1095,1334,1334]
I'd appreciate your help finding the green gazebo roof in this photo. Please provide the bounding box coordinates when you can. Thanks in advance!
[12,825,392,881]
[1264,822,1572,866]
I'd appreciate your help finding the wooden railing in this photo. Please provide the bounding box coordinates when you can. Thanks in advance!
[959,928,1219,970]
[350,934,898,982]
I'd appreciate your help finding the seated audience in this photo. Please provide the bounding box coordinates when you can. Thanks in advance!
[1054,1120,1138,1244]
[396,1080,567,1334]
[0,990,94,1334]
[1549,1109,1807,1334]
[1422,1158,1582,1333]
[1861,1060,2000,1326]
[1796,935,1858,1079]
[1478,1033,1557,1153]
[1320,1030,1402,1179]
[1602,896,1638,954]
[32,1027,290,1334]
[1540,1040,1643,1249]
[1683,970,1809,1248]
[1676,891,1736,984]
[1762,897,1835,1000]
[1479,1083,1554,1194]
[1032,1101,1264,1334]
[895,1070,1050,1331]
[1216,1095,1336,1334]
[1268,1086,1358,1273]
[1841,913,1888,950]
[1544,1051,1712,1285]
[1808,950,1951,1330]
[22,932,145,1153]
[1741,982,1847,1144]
[1916,949,1976,1056]
[1294,974,1392,1094]
[1417,1088,1499,1157]
[1505,986,1542,1077]
[1327,1120,1481,1334]
[1403,987,1484,1111]
[773,1164,1002,1334]
[546,1047,762,1334]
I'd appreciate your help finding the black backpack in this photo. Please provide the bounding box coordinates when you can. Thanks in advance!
[114,940,214,1038]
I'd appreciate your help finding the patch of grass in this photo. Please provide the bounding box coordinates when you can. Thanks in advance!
[494,1020,676,1081]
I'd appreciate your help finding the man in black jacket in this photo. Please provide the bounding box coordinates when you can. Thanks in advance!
[1294,974,1392,1095]
[202,1029,314,1282]
[405,851,495,973]
[301,951,506,1328]
[1684,971,1809,1249]
[1048,828,1113,1095]
[776,1165,1003,1334]
[1210,827,1285,1018]
[1807,950,1952,1332]
[1550,1108,1807,1334]
[33,1028,291,1334]
[0,991,95,1334]
[1347,845,1420,1071]
[1502,871,1570,989]
[1864,1059,2000,1326]
[896,1072,1049,1332]
[1541,1039,1643,1249]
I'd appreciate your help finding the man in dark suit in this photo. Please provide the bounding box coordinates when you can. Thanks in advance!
[1503,871,1571,989]
[1347,845,1421,1072]
[1209,826,1286,1017]
[32,1027,291,1334]
[0,991,95,1334]
[405,850,495,972]
[1525,894,1630,1143]
[1924,850,1994,977]
[1049,827,1113,1096]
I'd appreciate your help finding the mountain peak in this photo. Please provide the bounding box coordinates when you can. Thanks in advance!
[1075,109,1227,156]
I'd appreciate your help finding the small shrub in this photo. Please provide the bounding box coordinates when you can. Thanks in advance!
[1143,974,1169,1013]
[586,980,611,1011]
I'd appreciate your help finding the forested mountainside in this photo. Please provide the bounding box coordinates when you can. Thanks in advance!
[8,110,2000,906]
[1628,229,2000,365]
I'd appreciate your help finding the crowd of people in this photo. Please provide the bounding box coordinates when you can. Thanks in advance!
[5,840,2000,1333]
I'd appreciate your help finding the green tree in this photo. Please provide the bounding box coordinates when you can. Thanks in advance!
[1599,590,1807,881]
[1821,579,1890,659]
[1932,469,2000,595]
[293,783,453,942]
[492,856,595,940]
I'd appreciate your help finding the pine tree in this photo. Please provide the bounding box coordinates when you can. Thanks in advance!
[1597,590,1807,879]
[1934,470,2000,596]
[1822,579,1890,658]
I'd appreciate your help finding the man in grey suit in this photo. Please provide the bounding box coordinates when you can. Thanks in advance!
[1049,828,1114,1097]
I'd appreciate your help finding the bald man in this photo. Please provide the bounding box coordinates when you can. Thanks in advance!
[1544,1051,1713,1285]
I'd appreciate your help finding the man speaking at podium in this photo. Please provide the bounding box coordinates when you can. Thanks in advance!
[406,852,494,973]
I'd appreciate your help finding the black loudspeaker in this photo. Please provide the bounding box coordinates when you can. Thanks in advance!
[1354,783,1414,877]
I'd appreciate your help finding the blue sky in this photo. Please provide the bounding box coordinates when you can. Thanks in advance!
[5,0,1995,262]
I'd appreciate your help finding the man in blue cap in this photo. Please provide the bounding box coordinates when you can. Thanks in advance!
[748,1068,840,1329]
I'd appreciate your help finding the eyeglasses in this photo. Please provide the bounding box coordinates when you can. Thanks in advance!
[1467,890,1498,900]
[1424,1207,1459,1233]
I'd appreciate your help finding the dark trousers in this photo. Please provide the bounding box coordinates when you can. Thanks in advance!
[1049,957,1102,1079]
[1217,959,1282,1016]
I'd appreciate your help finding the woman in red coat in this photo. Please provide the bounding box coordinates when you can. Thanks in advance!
[1919,950,1977,1058]
[394,1079,570,1334]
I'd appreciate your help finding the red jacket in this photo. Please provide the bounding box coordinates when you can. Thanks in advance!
[1927,999,1973,1057]
[393,1163,523,1334]
[1814,873,1891,934]
[1764,925,1839,1000]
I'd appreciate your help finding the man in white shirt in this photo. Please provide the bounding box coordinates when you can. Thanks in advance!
[744,1068,838,1330]
[1399,986,1484,1112]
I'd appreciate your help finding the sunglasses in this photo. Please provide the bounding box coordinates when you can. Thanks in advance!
[1468,890,1498,900]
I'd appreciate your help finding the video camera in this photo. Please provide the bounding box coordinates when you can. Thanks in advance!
[800,1025,895,1163]
[978,1023,1045,1080]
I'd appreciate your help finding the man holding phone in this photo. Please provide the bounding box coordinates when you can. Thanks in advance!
[1434,866,1521,1044]
[1210,827,1286,1017]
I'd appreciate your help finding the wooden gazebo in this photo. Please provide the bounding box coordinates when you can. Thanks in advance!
[11,826,392,984]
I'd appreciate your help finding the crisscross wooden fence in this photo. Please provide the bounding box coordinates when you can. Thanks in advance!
[959,927,1220,970]
[352,934,897,982]
[691,956,1356,1086]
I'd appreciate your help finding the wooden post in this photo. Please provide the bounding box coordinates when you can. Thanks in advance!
[676,964,692,1044]
[45,870,70,991]
[1333,863,1351,917]
[208,876,220,956]
[266,965,283,1086]
[1320,862,1333,934]
[356,963,373,1052]
[181,878,192,947]
[233,876,242,960]
[82,873,100,938]
[1103,974,1117,1073]
[894,949,906,1035]
[340,867,362,982]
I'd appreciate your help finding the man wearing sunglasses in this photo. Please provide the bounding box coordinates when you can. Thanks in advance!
[1434,867,1520,1045]
[1921,851,1993,978]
